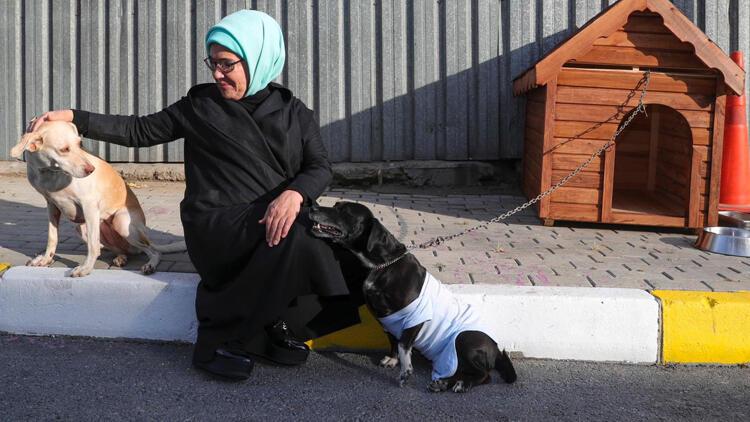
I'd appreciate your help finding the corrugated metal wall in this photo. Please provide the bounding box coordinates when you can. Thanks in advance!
[1,0,748,163]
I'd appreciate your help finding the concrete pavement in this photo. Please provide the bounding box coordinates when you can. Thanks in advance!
[1,175,749,364]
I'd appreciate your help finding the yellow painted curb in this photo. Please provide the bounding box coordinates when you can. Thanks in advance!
[0,263,10,275]
[306,305,389,351]
[652,290,750,364]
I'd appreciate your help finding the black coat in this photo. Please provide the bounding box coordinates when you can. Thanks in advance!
[74,83,363,361]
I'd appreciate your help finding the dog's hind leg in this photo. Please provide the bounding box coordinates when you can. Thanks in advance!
[128,227,161,275]
[443,331,500,393]
[495,349,517,384]
[379,332,399,368]
[396,323,423,387]
[113,210,161,275]
[28,203,61,267]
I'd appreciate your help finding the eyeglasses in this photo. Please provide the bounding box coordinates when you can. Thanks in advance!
[203,57,242,73]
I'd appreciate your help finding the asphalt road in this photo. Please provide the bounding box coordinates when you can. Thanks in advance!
[1,334,748,421]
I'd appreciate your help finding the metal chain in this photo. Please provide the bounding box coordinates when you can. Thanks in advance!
[409,70,652,250]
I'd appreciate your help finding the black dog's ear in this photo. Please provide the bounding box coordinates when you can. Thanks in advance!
[365,218,405,259]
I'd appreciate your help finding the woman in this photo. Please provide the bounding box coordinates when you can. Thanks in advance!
[29,10,364,380]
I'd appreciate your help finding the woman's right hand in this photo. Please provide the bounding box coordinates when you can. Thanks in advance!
[27,110,74,133]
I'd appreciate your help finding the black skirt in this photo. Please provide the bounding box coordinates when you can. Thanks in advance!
[183,201,364,362]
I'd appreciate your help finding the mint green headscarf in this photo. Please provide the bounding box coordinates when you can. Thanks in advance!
[205,10,286,97]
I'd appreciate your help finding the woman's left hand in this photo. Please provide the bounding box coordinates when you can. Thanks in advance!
[259,190,304,247]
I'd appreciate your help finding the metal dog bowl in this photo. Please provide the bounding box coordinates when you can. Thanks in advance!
[694,226,750,257]
[718,210,750,230]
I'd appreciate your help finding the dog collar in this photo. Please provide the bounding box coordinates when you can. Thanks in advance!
[371,251,410,272]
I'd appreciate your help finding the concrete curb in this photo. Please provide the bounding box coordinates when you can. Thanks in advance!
[0,267,198,342]
[0,266,656,363]
[0,160,511,187]
[653,290,750,364]
[1,266,748,364]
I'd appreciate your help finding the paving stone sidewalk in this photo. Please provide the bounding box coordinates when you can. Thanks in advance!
[1,176,748,291]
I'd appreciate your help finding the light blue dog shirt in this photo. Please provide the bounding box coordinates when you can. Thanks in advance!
[378,272,496,380]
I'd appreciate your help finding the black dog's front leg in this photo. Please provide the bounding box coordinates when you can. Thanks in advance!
[397,323,423,387]
[379,332,399,368]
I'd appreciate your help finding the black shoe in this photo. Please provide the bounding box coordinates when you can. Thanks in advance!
[266,319,311,353]
[193,348,254,381]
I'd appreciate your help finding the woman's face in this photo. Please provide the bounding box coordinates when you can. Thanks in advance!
[208,44,249,101]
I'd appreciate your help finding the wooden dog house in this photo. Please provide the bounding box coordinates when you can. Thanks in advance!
[515,0,745,228]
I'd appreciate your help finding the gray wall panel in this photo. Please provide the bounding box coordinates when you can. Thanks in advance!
[78,0,106,157]
[413,0,441,160]
[2,0,749,163]
[107,0,136,162]
[2,1,23,156]
[380,0,410,161]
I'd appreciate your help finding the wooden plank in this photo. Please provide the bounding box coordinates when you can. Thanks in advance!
[553,120,618,140]
[708,82,726,226]
[556,104,712,128]
[593,30,693,52]
[547,138,607,155]
[557,68,717,95]
[659,140,692,155]
[550,187,600,205]
[601,146,616,222]
[540,81,557,219]
[655,187,686,211]
[572,46,707,70]
[647,108,660,191]
[549,203,600,222]
[554,120,712,145]
[622,13,672,34]
[552,153,603,172]
[688,146,703,227]
[616,142,650,154]
[556,86,713,111]
[551,170,603,189]
[608,211,686,227]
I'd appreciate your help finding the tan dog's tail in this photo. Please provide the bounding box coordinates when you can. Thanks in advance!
[152,240,187,253]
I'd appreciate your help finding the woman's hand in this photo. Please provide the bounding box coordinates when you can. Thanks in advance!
[27,110,74,133]
[259,190,304,247]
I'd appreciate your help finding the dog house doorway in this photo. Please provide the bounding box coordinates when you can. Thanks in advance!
[609,105,693,224]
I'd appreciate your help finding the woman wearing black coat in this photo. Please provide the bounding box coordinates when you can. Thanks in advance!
[29,10,363,380]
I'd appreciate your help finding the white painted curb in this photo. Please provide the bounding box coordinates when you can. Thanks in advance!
[0,267,199,342]
[0,267,660,363]
[450,284,660,363]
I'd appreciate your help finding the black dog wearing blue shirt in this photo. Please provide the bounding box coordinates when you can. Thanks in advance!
[310,202,516,392]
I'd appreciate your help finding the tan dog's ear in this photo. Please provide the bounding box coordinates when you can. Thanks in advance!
[68,122,79,135]
[10,132,43,159]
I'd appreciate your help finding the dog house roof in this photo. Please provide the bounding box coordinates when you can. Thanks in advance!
[512,0,744,96]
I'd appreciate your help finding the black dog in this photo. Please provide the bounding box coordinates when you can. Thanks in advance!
[310,202,516,392]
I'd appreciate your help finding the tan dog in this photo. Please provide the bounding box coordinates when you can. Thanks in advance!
[10,121,186,277]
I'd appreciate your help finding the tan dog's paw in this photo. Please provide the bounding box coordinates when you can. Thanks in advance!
[140,263,156,275]
[379,356,399,368]
[27,254,53,267]
[112,255,128,267]
[68,265,92,277]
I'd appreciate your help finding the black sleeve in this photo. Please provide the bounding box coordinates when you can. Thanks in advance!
[286,107,332,203]
[72,99,187,148]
